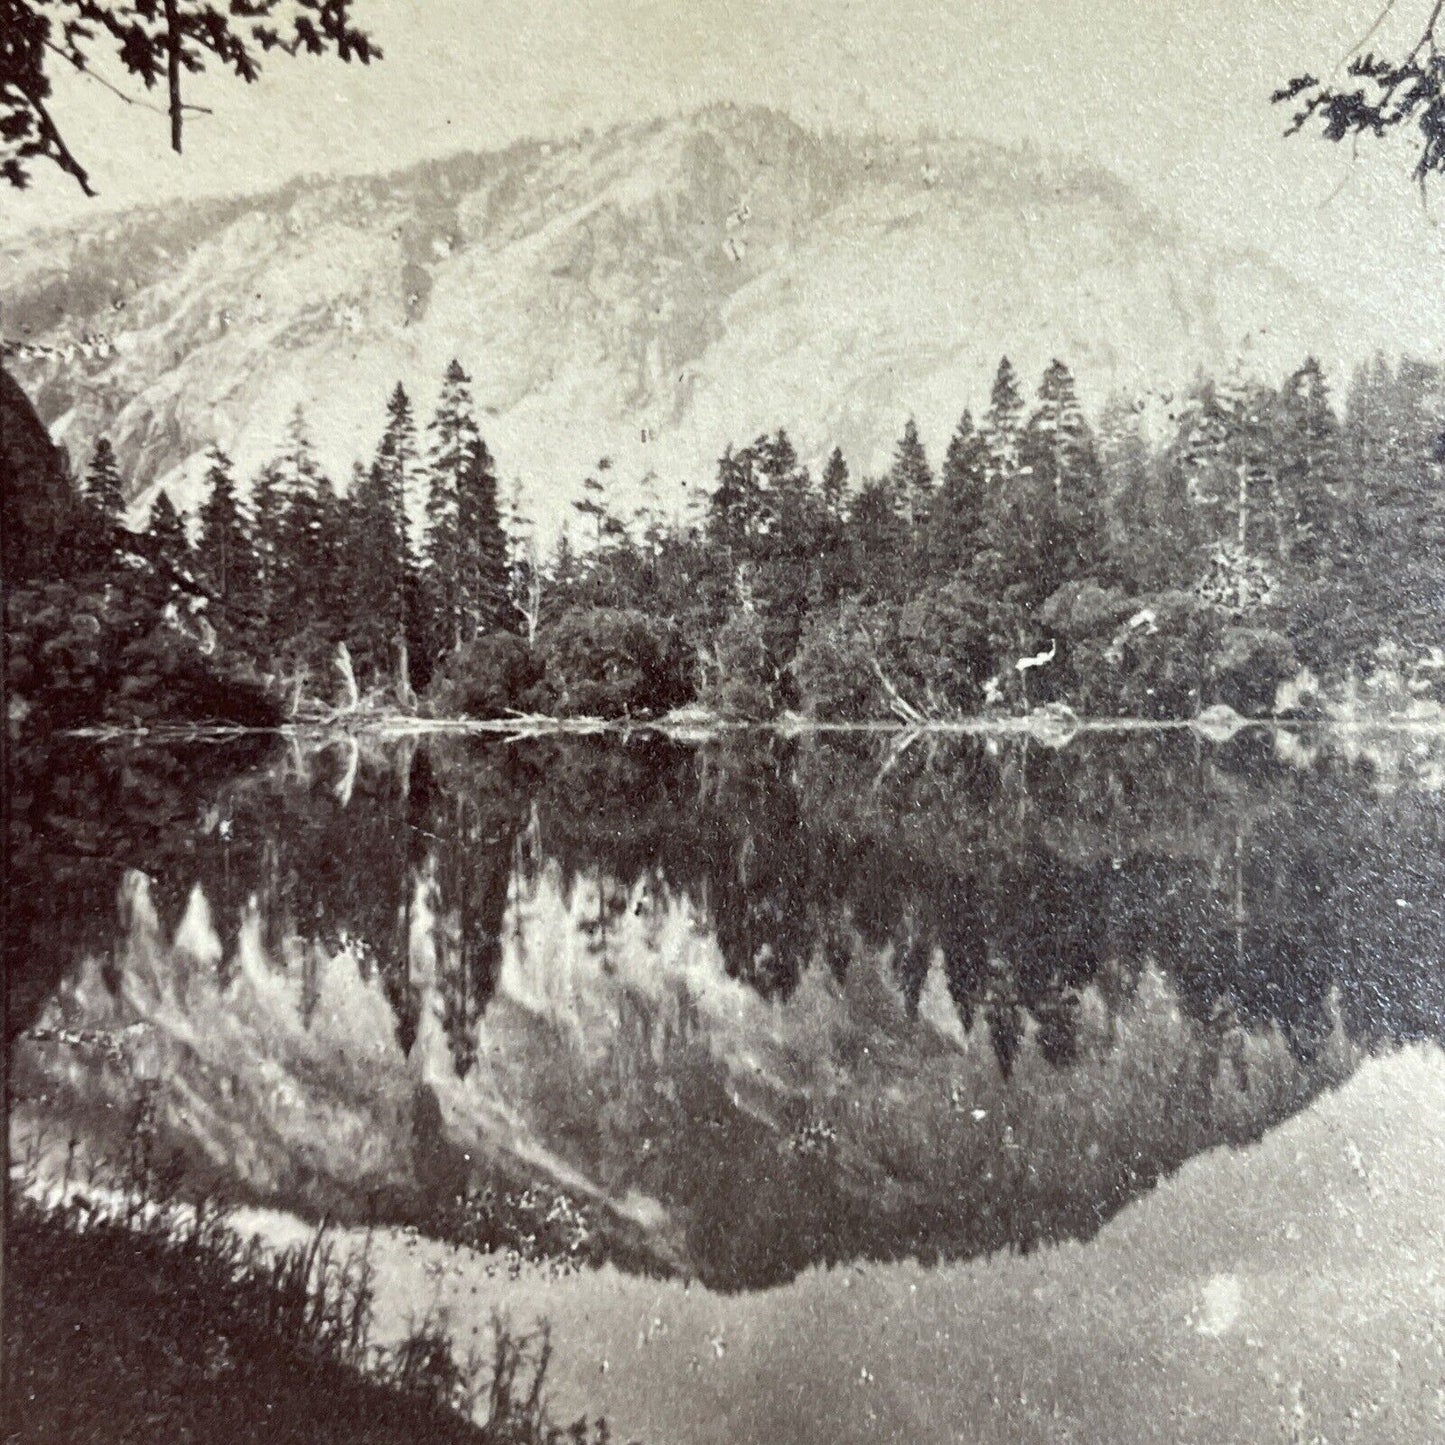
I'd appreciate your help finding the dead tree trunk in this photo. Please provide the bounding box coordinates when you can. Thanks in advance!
[334,642,360,712]
[394,633,417,711]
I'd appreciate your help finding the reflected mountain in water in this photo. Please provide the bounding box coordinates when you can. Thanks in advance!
[11,729,1445,1290]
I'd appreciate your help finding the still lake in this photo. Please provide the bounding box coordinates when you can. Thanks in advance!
[11,725,1445,1441]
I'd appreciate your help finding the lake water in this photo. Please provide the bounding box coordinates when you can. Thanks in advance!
[11,725,1445,1440]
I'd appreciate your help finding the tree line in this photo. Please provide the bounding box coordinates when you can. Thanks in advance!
[78,361,511,707]
[62,349,1445,723]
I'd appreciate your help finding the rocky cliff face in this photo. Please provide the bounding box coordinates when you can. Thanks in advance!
[2,106,1372,535]
[1,365,82,585]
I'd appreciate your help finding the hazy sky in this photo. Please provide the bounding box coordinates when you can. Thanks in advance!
[6,0,1443,354]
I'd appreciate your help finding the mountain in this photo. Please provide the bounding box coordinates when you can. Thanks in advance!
[1,105,1378,535]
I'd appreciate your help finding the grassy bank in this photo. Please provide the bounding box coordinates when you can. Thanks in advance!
[3,1187,610,1444]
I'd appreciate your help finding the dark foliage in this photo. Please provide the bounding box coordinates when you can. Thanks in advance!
[11,347,1445,729]
[703,607,780,720]
[1,363,84,585]
[536,607,692,719]
[426,632,546,719]
[1275,4,1445,190]
[4,1187,606,1444]
[1,0,378,195]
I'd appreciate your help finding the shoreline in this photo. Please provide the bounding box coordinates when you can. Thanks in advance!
[54,707,1445,744]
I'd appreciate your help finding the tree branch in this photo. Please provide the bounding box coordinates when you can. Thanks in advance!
[870,658,926,725]
[44,37,211,120]
[1336,0,1400,75]
[26,88,93,196]
[163,0,183,153]
[1407,0,1445,61]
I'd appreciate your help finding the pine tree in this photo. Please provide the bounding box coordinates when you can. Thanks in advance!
[1022,361,1095,499]
[1181,374,1271,550]
[196,445,258,647]
[928,411,988,573]
[752,429,817,557]
[374,382,421,562]
[1176,372,1279,610]
[707,445,761,561]
[849,478,905,599]
[820,447,850,519]
[1021,359,1105,581]
[146,488,190,579]
[270,409,344,674]
[456,432,514,640]
[250,458,286,645]
[349,386,420,690]
[83,438,126,524]
[1098,393,1177,587]
[982,357,1026,482]
[888,417,934,530]
[974,358,1047,601]
[750,428,819,661]
[544,526,585,624]
[1341,355,1445,644]
[815,446,853,602]
[423,361,478,657]
[1279,357,1343,568]
[419,363,514,645]
[573,471,609,553]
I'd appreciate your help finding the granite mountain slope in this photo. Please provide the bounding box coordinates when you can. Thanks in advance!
[2,105,1369,532]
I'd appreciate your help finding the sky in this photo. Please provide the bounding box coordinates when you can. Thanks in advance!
[5,0,1443,356]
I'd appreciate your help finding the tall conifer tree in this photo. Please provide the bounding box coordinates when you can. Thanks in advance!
[456,430,514,640]
[196,445,259,647]
[249,458,286,647]
[928,411,988,572]
[1279,356,1344,567]
[423,361,477,656]
[145,488,191,594]
[820,447,850,520]
[1021,359,1105,581]
[350,385,420,688]
[83,438,126,524]
[982,358,1026,482]
[888,418,934,530]
[281,412,344,670]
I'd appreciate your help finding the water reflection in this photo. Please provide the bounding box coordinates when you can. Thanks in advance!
[10,727,1445,1290]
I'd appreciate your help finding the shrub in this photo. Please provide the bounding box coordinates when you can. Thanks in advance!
[1038,580,1137,644]
[535,607,692,719]
[427,633,545,719]
[6,1178,610,1444]
[792,600,894,721]
[703,608,780,720]
[893,581,1000,713]
[1095,591,1223,719]
[6,582,281,732]
[1207,627,1298,716]
[794,585,1011,721]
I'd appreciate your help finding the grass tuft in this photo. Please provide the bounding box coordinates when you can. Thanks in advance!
[4,1169,615,1444]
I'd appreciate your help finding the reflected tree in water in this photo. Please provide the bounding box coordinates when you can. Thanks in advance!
[13,726,1445,1288]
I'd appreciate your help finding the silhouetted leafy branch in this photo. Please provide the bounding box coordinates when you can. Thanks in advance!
[1275,1,1445,189]
[1,0,379,194]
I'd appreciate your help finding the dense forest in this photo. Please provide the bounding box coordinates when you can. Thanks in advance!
[8,351,1445,728]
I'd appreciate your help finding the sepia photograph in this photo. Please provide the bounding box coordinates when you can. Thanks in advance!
[4,2,1445,1441]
